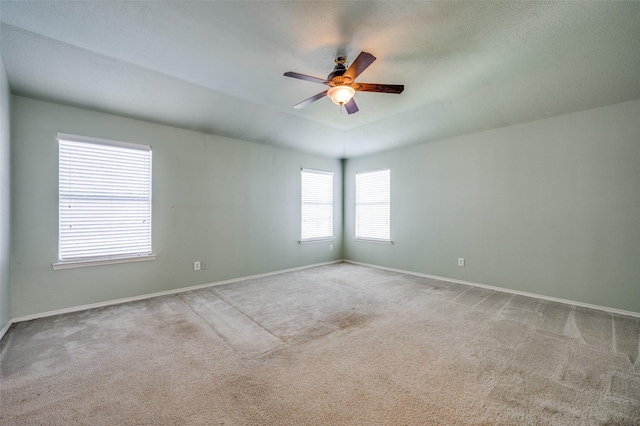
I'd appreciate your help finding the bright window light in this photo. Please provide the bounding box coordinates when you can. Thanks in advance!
[301,169,334,240]
[355,169,390,241]
[57,133,152,263]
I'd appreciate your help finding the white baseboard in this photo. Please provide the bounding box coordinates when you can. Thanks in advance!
[0,319,13,341]
[10,260,343,324]
[7,258,639,328]
[344,260,640,319]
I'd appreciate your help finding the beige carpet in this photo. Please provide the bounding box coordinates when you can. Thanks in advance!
[1,263,639,425]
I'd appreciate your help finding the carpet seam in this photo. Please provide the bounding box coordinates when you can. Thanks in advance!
[174,293,240,355]
[209,288,284,344]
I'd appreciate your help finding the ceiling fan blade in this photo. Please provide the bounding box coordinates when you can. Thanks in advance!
[293,91,328,109]
[284,72,328,85]
[344,98,359,114]
[343,52,376,81]
[353,83,404,94]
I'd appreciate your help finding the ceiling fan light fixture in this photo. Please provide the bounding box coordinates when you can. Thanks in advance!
[284,51,403,114]
[327,85,355,106]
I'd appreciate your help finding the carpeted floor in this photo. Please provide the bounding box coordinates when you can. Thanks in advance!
[1,262,639,425]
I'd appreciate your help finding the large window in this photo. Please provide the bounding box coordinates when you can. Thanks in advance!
[55,133,153,268]
[355,168,391,242]
[301,169,334,241]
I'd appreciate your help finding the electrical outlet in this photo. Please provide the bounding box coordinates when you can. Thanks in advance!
[193,261,201,271]
[458,258,465,267]
[201,262,208,270]
[329,244,333,251]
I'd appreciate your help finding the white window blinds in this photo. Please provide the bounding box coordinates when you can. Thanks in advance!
[355,169,390,241]
[301,169,333,240]
[58,134,152,263]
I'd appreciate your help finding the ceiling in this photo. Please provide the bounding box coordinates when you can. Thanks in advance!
[1,1,639,159]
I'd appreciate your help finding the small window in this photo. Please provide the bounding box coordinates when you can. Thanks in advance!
[355,169,390,242]
[301,169,334,241]
[55,133,153,268]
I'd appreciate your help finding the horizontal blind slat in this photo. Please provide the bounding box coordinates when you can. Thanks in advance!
[355,169,390,240]
[59,137,152,262]
[301,170,333,240]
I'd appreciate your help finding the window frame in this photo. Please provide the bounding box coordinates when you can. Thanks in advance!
[53,133,155,270]
[299,168,335,244]
[354,168,392,244]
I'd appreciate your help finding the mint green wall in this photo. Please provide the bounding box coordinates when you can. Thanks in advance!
[0,53,11,330]
[9,95,640,317]
[11,96,342,318]
[344,100,640,313]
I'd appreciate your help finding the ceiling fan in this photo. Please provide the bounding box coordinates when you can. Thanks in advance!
[284,51,404,114]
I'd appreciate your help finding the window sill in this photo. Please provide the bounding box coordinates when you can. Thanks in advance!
[52,255,156,270]
[353,238,393,245]
[299,237,335,245]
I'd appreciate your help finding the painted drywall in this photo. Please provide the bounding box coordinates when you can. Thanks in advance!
[0,53,11,331]
[11,96,342,317]
[344,99,640,313]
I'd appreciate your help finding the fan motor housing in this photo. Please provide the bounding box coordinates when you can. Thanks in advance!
[328,75,352,87]
[327,56,353,86]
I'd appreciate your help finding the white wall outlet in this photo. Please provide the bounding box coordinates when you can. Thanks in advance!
[458,258,465,267]
[193,261,201,271]
[329,244,333,251]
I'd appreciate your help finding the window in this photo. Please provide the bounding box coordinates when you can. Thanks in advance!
[355,169,391,242]
[54,133,153,269]
[301,169,334,241]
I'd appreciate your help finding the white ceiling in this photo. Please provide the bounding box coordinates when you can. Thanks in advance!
[1,1,639,158]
